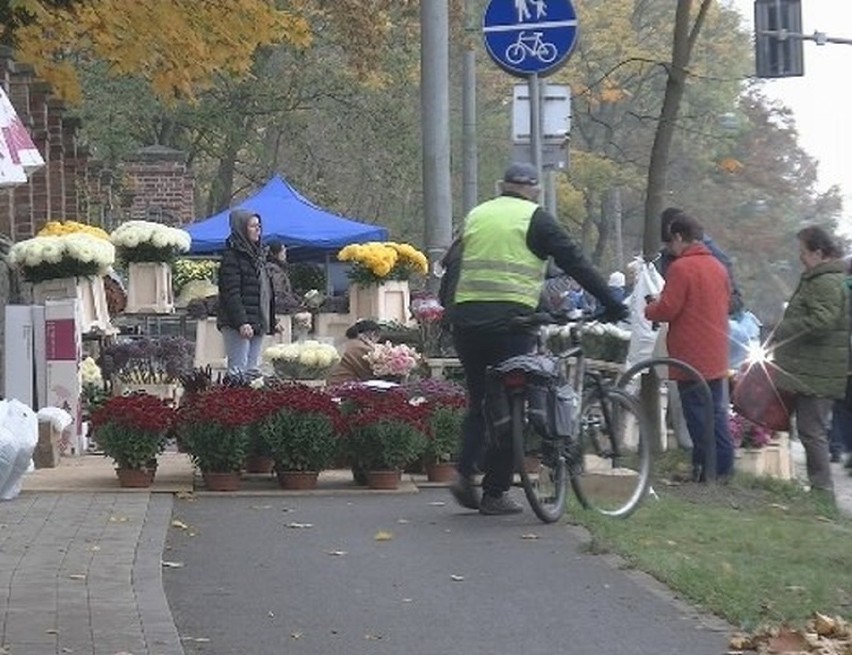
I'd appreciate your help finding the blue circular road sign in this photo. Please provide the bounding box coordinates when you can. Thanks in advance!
[483,0,578,78]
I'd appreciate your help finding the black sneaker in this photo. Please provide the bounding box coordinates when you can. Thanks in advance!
[450,475,480,510]
[479,493,523,515]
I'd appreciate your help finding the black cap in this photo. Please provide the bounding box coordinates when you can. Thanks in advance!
[503,162,539,186]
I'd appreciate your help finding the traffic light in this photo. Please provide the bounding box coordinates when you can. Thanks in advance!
[754,0,803,78]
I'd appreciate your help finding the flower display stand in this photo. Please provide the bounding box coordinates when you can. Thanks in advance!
[315,312,352,347]
[32,276,111,334]
[126,262,174,314]
[349,281,410,324]
[734,434,792,480]
[194,318,227,371]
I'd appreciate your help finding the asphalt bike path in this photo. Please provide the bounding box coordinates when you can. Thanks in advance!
[163,488,730,655]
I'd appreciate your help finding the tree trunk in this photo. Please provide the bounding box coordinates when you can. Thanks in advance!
[641,0,713,454]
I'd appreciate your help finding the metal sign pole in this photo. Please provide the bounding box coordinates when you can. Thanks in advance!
[529,73,543,185]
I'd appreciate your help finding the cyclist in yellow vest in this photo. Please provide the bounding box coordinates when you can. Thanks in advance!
[449,162,628,515]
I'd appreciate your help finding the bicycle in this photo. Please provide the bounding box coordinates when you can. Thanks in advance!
[484,312,652,523]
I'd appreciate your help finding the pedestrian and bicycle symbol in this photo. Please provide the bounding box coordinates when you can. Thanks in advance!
[483,0,578,78]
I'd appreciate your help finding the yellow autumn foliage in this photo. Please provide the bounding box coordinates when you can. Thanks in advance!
[8,0,312,103]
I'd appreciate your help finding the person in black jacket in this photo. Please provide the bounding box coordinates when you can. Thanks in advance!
[217,209,275,376]
[449,162,628,515]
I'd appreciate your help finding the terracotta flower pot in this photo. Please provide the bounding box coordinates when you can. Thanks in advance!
[203,471,241,492]
[116,468,154,489]
[244,455,275,474]
[366,469,401,490]
[425,461,456,483]
[276,470,319,490]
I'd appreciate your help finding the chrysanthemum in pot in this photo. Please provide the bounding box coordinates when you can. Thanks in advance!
[340,387,429,489]
[175,386,276,491]
[258,384,341,489]
[90,393,174,488]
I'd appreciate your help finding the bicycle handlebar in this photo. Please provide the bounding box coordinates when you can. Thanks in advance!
[508,310,599,330]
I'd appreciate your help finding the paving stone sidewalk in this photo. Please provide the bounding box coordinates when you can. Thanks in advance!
[0,493,183,655]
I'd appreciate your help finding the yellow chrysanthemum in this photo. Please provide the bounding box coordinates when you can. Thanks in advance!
[337,240,428,283]
[38,220,110,241]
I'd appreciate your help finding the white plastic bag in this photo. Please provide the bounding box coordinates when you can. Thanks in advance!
[623,257,665,376]
[0,399,39,501]
[37,406,74,433]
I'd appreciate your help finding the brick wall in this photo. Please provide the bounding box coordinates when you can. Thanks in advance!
[122,145,195,227]
[0,51,195,239]
[0,46,90,240]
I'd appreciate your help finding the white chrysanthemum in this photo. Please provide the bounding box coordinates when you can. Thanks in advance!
[39,238,64,264]
[172,227,192,252]
[24,241,44,267]
[80,356,103,385]
[299,349,319,367]
[151,230,171,249]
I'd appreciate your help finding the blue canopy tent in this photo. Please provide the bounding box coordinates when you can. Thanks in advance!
[185,174,388,262]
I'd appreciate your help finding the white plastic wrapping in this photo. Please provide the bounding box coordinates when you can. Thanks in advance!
[623,258,666,376]
[0,399,40,500]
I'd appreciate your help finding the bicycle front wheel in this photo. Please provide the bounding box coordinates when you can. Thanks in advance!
[570,386,651,518]
[511,394,568,524]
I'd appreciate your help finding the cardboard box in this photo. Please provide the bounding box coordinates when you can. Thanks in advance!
[33,422,61,468]
[42,300,83,455]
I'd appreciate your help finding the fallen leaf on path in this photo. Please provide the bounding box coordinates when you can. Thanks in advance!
[769,503,789,511]
[171,520,189,530]
[365,633,384,640]
[161,560,185,568]
[108,516,129,523]
[286,522,314,529]
[521,533,539,540]
[175,491,195,501]
[450,574,464,582]
[374,531,393,541]
[68,574,86,580]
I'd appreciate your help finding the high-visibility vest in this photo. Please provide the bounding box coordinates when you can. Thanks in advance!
[454,195,546,308]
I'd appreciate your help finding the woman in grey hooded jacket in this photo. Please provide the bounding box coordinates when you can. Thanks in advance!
[217,209,275,375]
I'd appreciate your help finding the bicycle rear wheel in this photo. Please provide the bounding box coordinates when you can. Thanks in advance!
[511,394,568,523]
[570,386,651,518]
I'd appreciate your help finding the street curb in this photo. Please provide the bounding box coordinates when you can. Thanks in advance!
[134,494,186,655]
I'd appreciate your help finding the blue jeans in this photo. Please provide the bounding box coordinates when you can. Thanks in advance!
[829,400,852,456]
[678,377,734,478]
[452,327,536,497]
[221,327,264,376]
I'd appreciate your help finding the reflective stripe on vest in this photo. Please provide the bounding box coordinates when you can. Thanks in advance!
[455,195,546,308]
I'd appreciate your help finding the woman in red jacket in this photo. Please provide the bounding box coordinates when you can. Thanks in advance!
[645,212,733,480]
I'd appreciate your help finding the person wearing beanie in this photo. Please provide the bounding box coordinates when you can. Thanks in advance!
[449,161,628,516]
[217,209,275,376]
[607,270,626,303]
